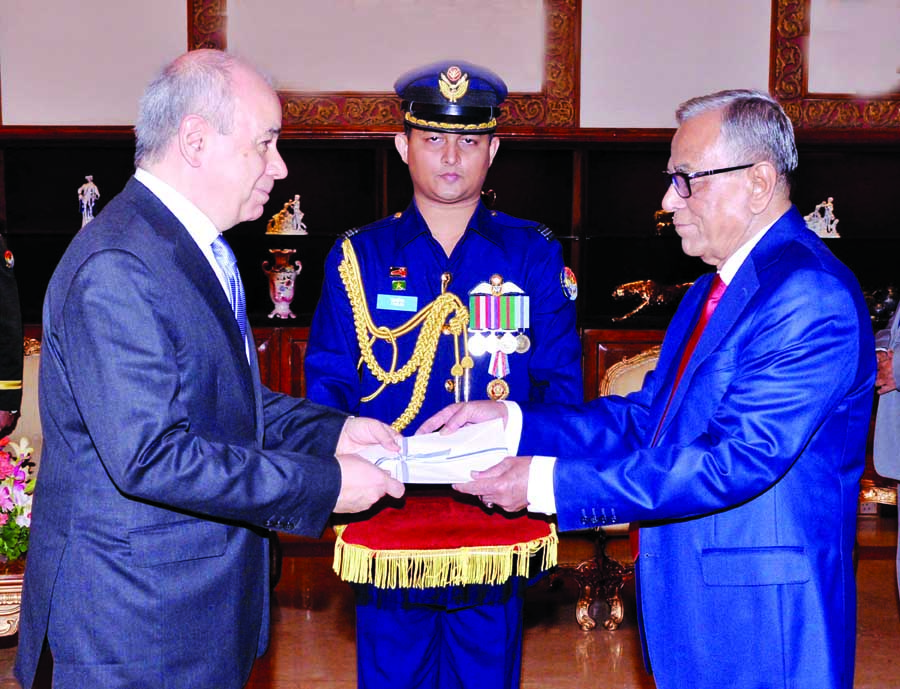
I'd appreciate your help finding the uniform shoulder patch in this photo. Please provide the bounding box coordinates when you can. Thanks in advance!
[560,266,578,301]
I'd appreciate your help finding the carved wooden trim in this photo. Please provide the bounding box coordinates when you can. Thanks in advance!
[770,0,900,130]
[188,0,227,50]
[188,0,580,131]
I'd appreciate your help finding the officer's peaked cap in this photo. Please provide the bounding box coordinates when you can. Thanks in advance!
[394,60,508,134]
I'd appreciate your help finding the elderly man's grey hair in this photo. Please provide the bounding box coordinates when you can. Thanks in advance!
[134,50,239,167]
[676,89,798,190]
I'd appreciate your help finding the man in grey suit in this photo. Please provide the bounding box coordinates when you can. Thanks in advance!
[875,306,900,594]
[15,49,404,689]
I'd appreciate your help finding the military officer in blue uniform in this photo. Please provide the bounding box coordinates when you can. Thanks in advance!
[0,232,23,438]
[305,61,582,689]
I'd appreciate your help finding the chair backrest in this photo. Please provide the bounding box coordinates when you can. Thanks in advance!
[596,345,661,536]
[599,346,661,397]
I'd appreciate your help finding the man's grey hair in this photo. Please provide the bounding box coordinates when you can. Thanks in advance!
[134,50,238,167]
[676,89,798,188]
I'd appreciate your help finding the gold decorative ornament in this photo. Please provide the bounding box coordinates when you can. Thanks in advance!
[611,280,693,322]
[403,113,497,131]
[266,194,308,235]
[487,378,510,401]
[338,240,472,431]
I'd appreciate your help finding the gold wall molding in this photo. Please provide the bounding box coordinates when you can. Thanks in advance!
[770,0,900,130]
[188,0,580,132]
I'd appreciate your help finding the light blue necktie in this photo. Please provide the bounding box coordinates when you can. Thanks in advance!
[210,234,247,341]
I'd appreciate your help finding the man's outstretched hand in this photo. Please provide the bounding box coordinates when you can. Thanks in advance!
[416,401,508,435]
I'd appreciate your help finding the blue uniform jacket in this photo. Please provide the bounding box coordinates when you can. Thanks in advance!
[518,207,875,689]
[306,200,582,427]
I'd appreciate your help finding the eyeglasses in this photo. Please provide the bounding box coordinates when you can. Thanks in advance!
[664,163,755,199]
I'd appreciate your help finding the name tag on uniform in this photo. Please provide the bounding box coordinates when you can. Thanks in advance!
[377,294,418,312]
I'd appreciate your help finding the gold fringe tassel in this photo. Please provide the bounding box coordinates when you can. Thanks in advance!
[333,524,558,589]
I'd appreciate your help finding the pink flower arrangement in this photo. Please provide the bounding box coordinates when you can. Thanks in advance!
[0,436,35,562]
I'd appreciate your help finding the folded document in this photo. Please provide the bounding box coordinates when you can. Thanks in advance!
[357,419,509,484]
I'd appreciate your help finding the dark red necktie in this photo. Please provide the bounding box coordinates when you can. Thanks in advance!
[668,274,726,398]
[632,275,726,560]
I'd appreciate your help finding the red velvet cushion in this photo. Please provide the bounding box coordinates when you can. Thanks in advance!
[339,495,552,551]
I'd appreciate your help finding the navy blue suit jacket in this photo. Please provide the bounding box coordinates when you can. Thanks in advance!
[16,178,348,689]
[520,207,875,689]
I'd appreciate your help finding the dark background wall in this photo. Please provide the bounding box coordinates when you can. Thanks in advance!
[1,131,898,332]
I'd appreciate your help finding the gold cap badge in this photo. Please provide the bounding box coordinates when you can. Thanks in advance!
[439,66,469,103]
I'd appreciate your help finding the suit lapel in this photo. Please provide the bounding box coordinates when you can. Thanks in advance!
[127,178,257,407]
[652,211,808,438]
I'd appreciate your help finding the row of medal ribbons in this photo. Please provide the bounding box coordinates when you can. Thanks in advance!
[468,293,531,357]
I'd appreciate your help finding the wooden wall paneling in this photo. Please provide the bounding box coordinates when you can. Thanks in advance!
[254,327,282,393]
[252,327,309,398]
[284,327,310,399]
[581,328,665,402]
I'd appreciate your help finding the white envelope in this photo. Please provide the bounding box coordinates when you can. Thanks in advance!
[356,418,509,484]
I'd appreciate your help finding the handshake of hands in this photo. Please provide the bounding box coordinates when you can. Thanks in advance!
[333,401,530,515]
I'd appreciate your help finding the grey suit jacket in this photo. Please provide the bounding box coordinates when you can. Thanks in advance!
[16,178,347,689]
[875,307,900,480]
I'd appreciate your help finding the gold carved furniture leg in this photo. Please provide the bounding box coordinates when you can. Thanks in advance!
[551,528,635,631]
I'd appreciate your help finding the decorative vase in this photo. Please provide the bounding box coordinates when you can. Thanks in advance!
[262,249,302,319]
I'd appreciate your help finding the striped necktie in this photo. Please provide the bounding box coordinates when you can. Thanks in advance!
[210,234,247,341]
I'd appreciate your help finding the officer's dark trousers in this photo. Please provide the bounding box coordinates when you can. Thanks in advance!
[354,583,526,689]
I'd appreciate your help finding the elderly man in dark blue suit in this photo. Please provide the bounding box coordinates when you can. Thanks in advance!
[15,49,404,689]
[423,90,875,689]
